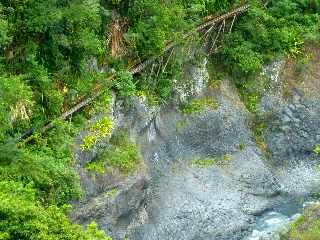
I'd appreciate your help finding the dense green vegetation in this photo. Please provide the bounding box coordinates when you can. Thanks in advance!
[209,0,318,115]
[0,181,111,240]
[0,0,319,238]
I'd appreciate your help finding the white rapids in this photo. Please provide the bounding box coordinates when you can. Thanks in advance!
[246,199,320,240]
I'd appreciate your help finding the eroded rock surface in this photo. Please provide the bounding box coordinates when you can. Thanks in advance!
[72,49,320,240]
[262,47,320,196]
[128,79,279,240]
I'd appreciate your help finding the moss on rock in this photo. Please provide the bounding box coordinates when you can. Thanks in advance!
[280,204,320,240]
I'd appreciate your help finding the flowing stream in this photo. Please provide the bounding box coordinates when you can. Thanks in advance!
[246,196,320,240]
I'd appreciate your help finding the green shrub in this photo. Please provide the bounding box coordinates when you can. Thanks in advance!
[102,139,140,174]
[86,131,141,175]
[181,98,219,114]
[0,181,111,240]
[190,153,233,168]
[190,158,217,168]
[81,134,98,151]
[221,37,263,75]
[246,93,261,113]
[86,160,106,174]
[81,117,113,151]
[115,71,136,97]
[280,204,320,240]
[91,117,113,138]
[1,138,82,206]
[314,144,320,154]
[89,92,113,116]
[239,143,246,151]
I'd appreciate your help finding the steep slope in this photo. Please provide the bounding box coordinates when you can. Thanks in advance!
[71,47,320,239]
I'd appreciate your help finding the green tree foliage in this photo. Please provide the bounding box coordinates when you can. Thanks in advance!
[218,0,320,76]
[126,1,188,58]
[1,0,104,125]
[0,181,111,240]
[0,4,10,47]
[2,0,102,72]
[115,71,136,97]
[0,75,33,141]
[213,0,320,114]
[0,1,111,237]
[0,0,319,238]
[0,121,83,205]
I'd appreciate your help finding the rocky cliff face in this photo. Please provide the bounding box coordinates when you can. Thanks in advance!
[263,47,320,196]
[71,46,320,240]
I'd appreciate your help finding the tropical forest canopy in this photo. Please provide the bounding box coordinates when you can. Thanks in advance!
[0,0,319,239]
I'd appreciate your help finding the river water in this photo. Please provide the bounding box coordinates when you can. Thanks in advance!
[246,196,320,240]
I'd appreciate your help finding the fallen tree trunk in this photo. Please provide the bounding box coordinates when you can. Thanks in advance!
[15,3,250,142]
[130,4,250,74]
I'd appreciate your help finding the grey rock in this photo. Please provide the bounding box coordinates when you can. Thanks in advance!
[125,80,280,240]
[71,170,148,239]
[261,52,320,197]
[72,53,320,240]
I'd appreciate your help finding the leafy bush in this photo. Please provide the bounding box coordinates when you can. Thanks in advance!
[0,181,111,240]
[114,71,136,97]
[86,131,141,174]
[217,0,320,76]
[105,140,140,173]
[190,158,217,167]
[280,204,320,240]
[1,126,82,206]
[181,98,219,114]
[221,35,263,75]
[0,75,34,141]
[314,144,320,154]
[81,134,98,152]
[81,117,113,151]
[190,154,232,168]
